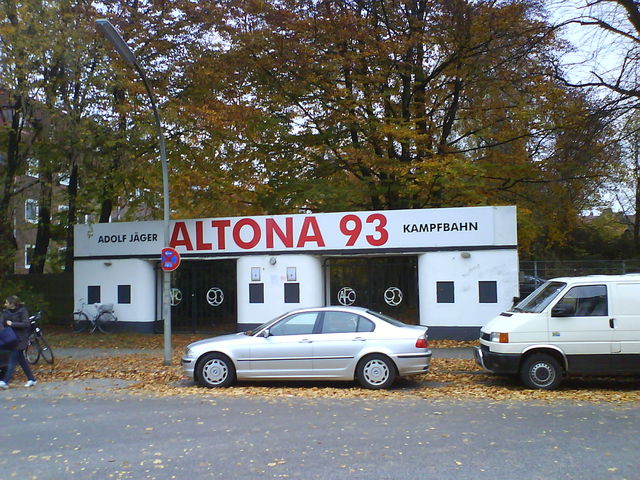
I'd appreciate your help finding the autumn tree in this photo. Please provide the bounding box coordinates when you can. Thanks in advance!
[609,112,640,253]
[1,1,221,273]
[547,0,640,256]
[161,0,619,256]
[91,1,226,216]
[0,1,124,273]
[2,0,628,274]
[0,0,49,275]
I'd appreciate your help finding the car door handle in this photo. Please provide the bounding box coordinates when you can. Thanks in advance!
[353,337,366,341]
[609,318,615,329]
[300,339,313,343]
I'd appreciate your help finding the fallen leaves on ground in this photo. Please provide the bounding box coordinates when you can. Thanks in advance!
[24,331,640,404]
[44,328,206,350]
[45,328,475,350]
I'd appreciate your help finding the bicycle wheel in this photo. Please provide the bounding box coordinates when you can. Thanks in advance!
[97,312,117,334]
[37,336,54,364]
[25,337,40,364]
[72,311,90,333]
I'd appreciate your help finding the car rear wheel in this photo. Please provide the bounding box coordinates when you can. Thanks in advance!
[520,353,563,390]
[196,353,236,388]
[356,354,396,390]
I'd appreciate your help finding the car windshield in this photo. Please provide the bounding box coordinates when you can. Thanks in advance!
[512,281,566,313]
[243,314,286,336]
[366,310,407,327]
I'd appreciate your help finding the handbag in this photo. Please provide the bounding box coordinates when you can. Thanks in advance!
[0,326,18,350]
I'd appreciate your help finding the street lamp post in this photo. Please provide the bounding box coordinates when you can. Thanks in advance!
[96,19,172,365]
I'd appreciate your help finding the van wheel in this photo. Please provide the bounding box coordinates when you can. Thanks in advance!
[520,354,563,390]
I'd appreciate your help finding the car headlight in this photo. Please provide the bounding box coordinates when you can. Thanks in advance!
[184,346,194,358]
[490,332,509,343]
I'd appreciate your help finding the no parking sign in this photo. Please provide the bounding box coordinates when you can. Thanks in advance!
[161,247,181,272]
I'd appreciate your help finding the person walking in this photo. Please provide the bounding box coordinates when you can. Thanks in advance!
[0,295,36,389]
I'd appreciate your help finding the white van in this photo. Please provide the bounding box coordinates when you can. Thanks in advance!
[474,274,640,389]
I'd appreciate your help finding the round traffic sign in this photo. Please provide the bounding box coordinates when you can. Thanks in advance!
[161,247,181,272]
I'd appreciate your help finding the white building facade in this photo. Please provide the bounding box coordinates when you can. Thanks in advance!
[73,205,518,339]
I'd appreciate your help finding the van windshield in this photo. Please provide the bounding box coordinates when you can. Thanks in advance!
[511,281,566,313]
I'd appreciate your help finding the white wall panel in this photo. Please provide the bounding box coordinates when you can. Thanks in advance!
[236,255,323,325]
[74,259,156,323]
[418,250,519,327]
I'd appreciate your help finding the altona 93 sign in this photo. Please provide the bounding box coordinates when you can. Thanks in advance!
[74,206,516,258]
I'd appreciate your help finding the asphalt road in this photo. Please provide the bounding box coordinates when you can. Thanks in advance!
[1,380,638,480]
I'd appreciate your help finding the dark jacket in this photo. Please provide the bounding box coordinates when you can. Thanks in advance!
[2,306,30,350]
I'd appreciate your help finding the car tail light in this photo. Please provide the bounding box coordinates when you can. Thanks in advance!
[415,337,428,348]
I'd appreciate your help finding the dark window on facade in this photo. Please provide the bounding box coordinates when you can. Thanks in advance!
[249,283,264,303]
[284,283,300,303]
[118,285,131,304]
[479,281,498,303]
[87,285,101,304]
[436,282,454,303]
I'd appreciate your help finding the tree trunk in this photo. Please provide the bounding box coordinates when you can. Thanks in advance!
[0,94,24,276]
[64,156,79,272]
[634,156,640,253]
[29,168,53,274]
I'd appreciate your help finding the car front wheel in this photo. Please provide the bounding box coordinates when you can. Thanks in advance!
[520,353,563,390]
[356,354,396,389]
[196,353,236,388]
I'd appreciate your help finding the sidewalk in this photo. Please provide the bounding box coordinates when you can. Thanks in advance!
[54,347,158,359]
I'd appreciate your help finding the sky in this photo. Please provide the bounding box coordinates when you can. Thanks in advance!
[549,0,633,86]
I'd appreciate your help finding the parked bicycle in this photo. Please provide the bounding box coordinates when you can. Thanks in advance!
[72,300,118,334]
[25,311,54,365]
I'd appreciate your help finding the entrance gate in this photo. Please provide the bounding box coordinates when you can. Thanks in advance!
[170,260,237,332]
[325,256,419,324]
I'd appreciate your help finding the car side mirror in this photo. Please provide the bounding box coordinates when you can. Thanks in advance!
[552,303,575,317]
[260,328,271,338]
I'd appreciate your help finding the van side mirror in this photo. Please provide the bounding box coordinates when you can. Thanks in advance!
[552,303,575,317]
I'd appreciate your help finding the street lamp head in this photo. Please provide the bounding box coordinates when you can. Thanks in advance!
[96,19,138,67]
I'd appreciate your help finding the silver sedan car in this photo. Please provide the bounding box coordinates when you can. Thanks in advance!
[182,306,431,389]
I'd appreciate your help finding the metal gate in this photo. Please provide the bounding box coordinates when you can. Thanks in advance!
[170,260,237,332]
[325,256,419,324]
